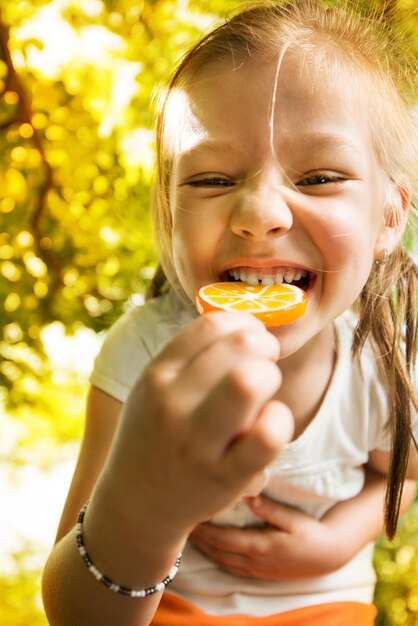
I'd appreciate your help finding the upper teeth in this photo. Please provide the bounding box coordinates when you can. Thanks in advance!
[228,267,307,286]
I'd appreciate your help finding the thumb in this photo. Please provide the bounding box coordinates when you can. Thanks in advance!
[247,495,308,531]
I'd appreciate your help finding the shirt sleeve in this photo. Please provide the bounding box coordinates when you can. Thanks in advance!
[89,307,153,403]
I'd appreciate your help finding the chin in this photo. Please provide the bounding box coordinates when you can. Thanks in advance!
[268,327,300,358]
[271,317,320,358]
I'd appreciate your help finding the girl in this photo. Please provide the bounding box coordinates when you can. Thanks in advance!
[42,1,418,625]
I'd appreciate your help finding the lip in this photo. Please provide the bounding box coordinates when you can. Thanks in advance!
[221,258,312,272]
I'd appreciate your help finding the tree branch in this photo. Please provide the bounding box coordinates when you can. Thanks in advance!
[0,12,63,283]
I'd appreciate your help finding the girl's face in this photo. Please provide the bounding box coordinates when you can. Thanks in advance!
[169,52,390,358]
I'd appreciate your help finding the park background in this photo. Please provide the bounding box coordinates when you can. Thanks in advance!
[0,0,417,624]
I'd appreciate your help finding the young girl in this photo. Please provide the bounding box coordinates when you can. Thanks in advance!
[42,1,418,625]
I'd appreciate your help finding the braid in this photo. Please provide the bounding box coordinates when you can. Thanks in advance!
[145,264,168,301]
[353,247,418,538]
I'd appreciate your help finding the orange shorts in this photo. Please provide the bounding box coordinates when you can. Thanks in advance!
[151,592,377,626]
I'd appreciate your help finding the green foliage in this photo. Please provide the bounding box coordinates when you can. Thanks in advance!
[374,501,418,626]
[7,371,87,458]
[0,545,48,626]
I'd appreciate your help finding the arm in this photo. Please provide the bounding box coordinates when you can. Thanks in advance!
[189,467,417,580]
[43,387,173,626]
[42,311,294,626]
[368,447,418,480]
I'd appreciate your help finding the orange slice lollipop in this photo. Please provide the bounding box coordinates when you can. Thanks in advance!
[196,282,306,327]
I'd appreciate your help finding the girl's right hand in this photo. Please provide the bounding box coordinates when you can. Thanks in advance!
[94,311,294,548]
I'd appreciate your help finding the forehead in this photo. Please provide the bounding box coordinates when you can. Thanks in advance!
[166,50,373,158]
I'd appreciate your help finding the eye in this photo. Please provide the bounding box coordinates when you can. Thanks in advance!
[297,173,345,187]
[186,176,235,188]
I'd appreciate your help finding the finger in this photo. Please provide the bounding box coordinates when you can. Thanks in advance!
[247,495,311,531]
[190,533,273,579]
[152,311,271,380]
[190,524,276,562]
[191,538,250,571]
[191,359,282,459]
[134,314,278,431]
[218,565,251,578]
[198,545,251,578]
[176,323,280,407]
[190,524,255,554]
[222,400,294,484]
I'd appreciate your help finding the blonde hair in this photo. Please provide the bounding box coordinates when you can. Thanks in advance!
[148,0,418,538]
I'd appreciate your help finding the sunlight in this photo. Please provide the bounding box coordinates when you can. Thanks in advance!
[12,0,140,135]
[0,323,103,573]
[14,2,126,77]
[0,456,76,572]
[99,60,142,137]
[120,128,155,170]
[41,322,102,376]
[13,1,77,80]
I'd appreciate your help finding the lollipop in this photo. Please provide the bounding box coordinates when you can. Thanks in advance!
[196,282,306,327]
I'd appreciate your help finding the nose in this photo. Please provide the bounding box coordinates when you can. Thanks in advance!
[229,169,293,240]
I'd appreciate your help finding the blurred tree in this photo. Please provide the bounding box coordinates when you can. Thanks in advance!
[374,501,418,626]
[0,544,49,626]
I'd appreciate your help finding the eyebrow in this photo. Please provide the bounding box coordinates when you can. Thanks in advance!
[176,138,243,160]
[288,132,364,155]
[175,131,364,163]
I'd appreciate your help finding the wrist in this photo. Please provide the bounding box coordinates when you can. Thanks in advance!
[97,445,198,550]
[320,522,350,570]
[85,479,188,580]
[77,501,183,597]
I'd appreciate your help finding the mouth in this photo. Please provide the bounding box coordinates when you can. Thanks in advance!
[222,266,313,291]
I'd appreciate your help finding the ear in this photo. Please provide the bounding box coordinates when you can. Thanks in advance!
[374,183,411,260]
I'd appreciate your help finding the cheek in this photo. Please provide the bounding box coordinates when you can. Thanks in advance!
[172,226,195,279]
[171,190,225,267]
[171,194,197,276]
[171,213,215,295]
[172,208,205,259]
[316,210,376,270]
[320,225,378,320]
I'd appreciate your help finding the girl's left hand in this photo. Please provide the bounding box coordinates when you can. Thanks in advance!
[189,495,344,580]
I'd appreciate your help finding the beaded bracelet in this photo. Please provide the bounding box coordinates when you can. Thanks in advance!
[76,502,182,598]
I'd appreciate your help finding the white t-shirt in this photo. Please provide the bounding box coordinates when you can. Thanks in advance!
[90,291,416,616]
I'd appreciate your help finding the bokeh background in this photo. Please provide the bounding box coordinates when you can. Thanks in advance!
[0,1,417,625]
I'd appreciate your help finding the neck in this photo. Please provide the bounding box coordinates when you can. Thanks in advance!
[276,325,337,440]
